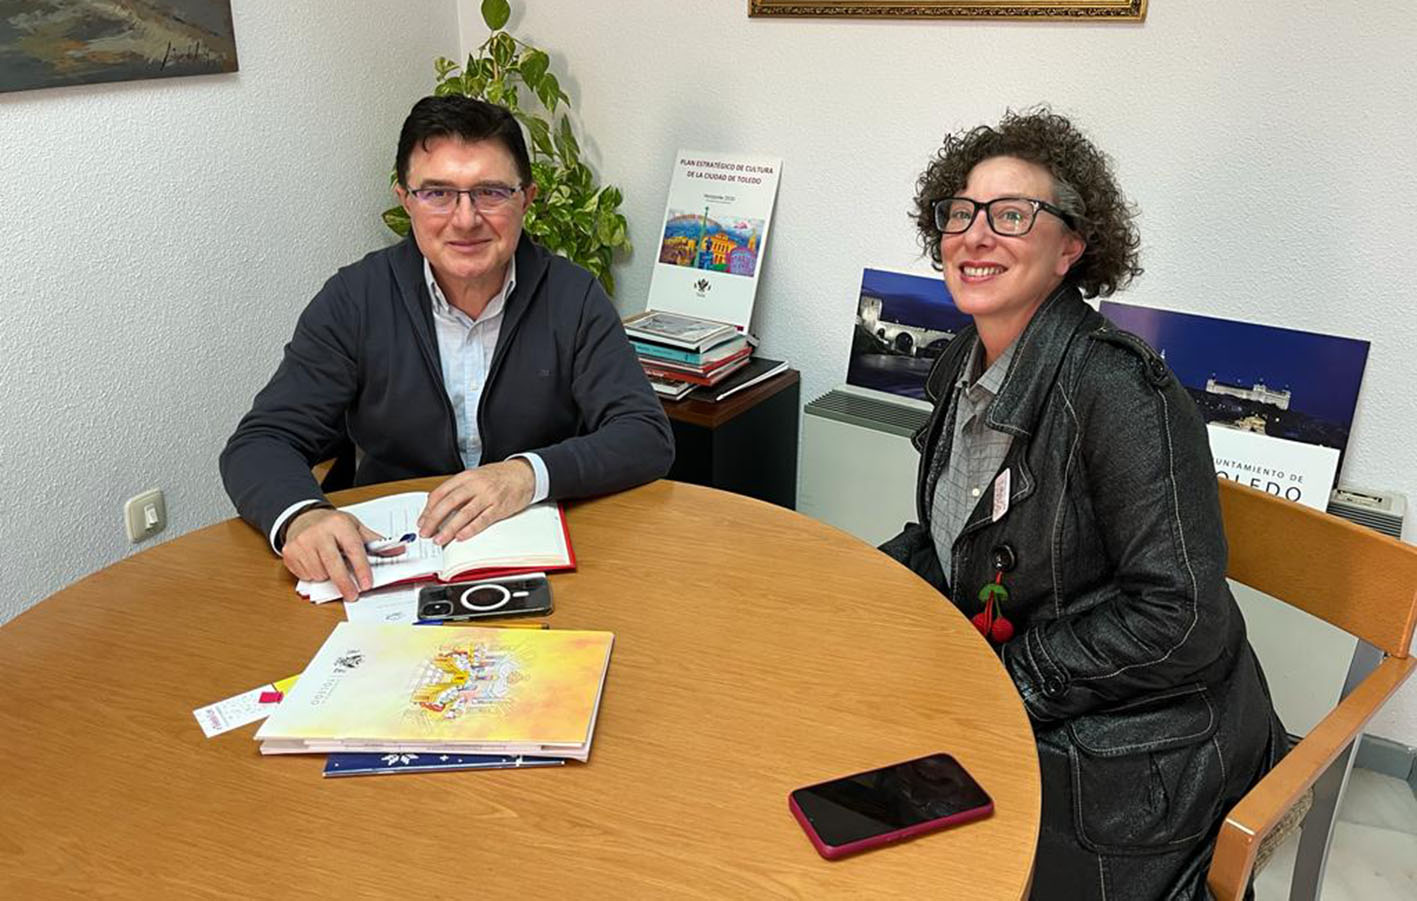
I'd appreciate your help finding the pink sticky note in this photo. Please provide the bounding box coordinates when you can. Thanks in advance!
[258,691,283,704]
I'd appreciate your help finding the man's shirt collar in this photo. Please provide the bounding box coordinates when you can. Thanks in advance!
[424,257,516,323]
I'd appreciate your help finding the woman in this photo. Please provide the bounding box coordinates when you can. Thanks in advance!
[880,109,1285,899]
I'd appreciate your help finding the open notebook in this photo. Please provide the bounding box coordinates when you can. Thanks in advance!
[255,623,614,761]
[296,492,574,603]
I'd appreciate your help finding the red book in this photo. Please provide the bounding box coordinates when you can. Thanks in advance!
[642,355,751,387]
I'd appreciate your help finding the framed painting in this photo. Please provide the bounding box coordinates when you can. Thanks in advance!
[1,1,238,94]
[748,1,1147,20]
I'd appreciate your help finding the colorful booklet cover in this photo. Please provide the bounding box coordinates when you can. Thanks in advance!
[323,752,565,777]
[254,623,614,761]
[1099,301,1369,511]
[296,493,575,603]
[644,150,782,332]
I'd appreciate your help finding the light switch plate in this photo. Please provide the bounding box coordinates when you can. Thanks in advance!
[124,489,166,543]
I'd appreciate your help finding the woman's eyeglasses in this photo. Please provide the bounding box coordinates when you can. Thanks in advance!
[934,196,1074,237]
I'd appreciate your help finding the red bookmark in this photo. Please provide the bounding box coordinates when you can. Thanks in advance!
[258,691,283,704]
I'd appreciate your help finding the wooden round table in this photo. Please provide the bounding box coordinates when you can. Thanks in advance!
[0,479,1040,897]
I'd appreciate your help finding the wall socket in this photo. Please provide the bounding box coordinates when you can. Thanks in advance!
[124,489,167,543]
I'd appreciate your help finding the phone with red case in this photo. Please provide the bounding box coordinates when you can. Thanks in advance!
[788,752,993,860]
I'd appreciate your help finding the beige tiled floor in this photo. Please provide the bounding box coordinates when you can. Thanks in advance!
[1253,769,1417,900]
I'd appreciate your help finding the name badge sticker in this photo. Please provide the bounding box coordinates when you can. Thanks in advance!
[991,468,1011,522]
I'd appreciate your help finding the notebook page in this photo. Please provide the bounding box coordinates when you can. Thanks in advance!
[441,502,570,578]
[297,492,443,602]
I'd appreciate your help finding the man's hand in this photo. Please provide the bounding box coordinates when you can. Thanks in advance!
[418,460,536,546]
[281,507,406,602]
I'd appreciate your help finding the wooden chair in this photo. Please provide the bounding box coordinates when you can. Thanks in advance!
[1208,480,1417,899]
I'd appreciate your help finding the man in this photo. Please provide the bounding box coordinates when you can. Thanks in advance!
[221,95,673,601]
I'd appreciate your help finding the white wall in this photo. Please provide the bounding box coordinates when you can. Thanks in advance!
[459,1,1417,742]
[0,1,460,622]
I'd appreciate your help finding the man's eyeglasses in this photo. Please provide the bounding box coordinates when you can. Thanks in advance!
[407,184,524,214]
[933,196,1074,237]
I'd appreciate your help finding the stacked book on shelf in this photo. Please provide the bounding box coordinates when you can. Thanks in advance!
[624,310,748,400]
[624,310,789,403]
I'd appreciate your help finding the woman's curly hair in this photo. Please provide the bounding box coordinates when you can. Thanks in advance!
[913,107,1142,298]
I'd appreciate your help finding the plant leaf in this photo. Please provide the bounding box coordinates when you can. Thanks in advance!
[382,205,411,237]
[481,0,511,31]
[526,117,554,158]
[555,115,579,165]
[520,49,549,88]
[491,32,515,68]
[538,73,561,114]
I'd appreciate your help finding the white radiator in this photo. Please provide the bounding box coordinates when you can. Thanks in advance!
[798,387,929,547]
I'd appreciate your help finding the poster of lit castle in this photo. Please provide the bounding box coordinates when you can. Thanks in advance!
[846,267,971,402]
[644,151,782,331]
[658,210,764,278]
[1100,301,1370,510]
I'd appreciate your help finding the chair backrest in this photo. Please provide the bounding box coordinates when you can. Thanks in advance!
[1217,479,1417,658]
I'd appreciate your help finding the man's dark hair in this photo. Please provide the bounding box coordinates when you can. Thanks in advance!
[395,95,533,188]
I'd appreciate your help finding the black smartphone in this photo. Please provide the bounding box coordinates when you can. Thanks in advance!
[788,753,993,859]
[416,576,553,623]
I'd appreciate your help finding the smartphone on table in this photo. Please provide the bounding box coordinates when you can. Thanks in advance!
[788,752,993,860]
[416,575,552,623]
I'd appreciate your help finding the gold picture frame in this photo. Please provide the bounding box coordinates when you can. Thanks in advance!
[748,1,1147,20]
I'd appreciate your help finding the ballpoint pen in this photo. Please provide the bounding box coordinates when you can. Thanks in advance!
[366,532,417,552]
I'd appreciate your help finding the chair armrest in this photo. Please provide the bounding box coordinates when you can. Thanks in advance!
[1207,654,1416,899]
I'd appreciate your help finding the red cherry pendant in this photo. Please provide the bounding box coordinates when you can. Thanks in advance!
[990,615,1015,643]
[972,609,993,636]
[975,578,1013,644]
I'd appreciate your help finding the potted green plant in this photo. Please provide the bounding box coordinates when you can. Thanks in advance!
[381,0,631,294]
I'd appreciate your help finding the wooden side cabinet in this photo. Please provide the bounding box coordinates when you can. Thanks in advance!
[660,370,800,509]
